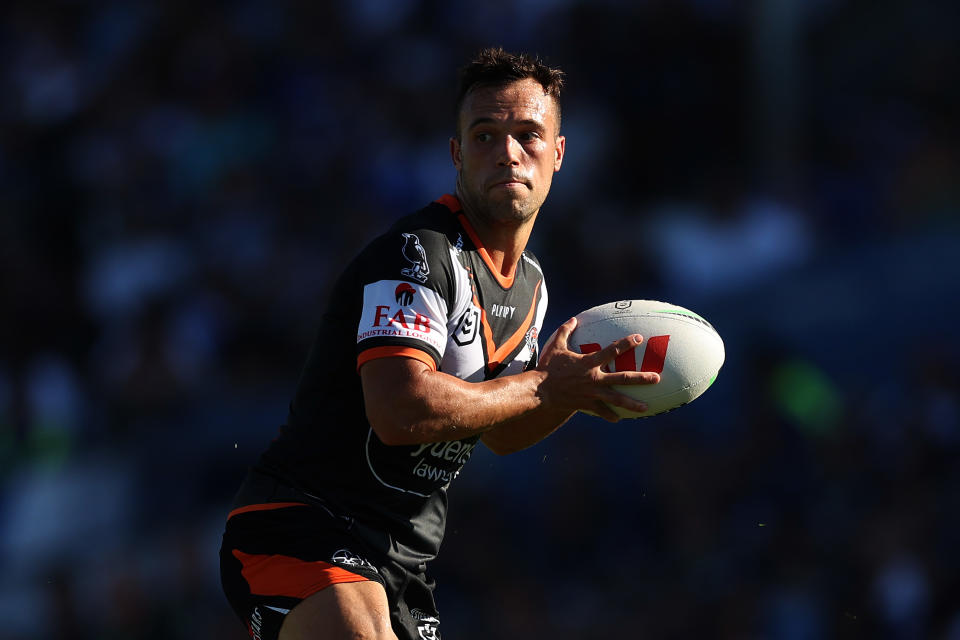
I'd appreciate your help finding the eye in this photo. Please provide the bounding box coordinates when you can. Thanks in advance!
[518,131,541,142]
[475,132,492,142]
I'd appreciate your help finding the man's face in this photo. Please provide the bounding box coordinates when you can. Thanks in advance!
[450,78,565,226]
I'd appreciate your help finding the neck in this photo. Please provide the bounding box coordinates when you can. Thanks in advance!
[458,196,537,280]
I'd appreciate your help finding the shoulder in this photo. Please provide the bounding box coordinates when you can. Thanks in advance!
[350,200,462,294]
[384,201,461,254]
[362,201,459,256]
[520,250,544,275]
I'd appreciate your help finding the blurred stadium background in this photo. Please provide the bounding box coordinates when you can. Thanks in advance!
[1,0,959,638]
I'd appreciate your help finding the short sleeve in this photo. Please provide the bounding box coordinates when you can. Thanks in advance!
[354,230,453,371]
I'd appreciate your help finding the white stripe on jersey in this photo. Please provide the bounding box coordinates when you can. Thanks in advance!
[521,253,543,276]
[444,245,474,329]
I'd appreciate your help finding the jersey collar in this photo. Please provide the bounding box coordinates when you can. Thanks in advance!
[435,194,516,289]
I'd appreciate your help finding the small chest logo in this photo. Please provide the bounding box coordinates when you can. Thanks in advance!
[400,233,430,283]
[453,308,479,346]
[489,304,516,319]
[525,326,539,354]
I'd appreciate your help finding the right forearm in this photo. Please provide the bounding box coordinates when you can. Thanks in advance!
[362,360,551,445]
[361,321,659,447]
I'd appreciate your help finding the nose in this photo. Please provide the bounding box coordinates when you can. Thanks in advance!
[496,135,522,167]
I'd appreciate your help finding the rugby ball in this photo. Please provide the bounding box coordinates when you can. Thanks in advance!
[568,300,724,418]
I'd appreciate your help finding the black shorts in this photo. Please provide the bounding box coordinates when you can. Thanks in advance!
[219,469,441,640]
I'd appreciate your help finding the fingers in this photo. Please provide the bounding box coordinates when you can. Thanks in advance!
[538,324,661,420]
[539,318,577,365]
[549,316,577,351]
[585,335,661,384]
[601,388,649,413]
[588,333,643,366]
[590,401,622,422]
[555,329,662,386]
[604,371,661,385]
[590,390,650,422]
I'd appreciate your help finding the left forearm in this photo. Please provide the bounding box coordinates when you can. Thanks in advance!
[480,405,574,455]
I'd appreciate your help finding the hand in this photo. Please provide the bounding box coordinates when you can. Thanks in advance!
[536,317,660,422]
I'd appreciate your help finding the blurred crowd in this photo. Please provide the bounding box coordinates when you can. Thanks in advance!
[1,0,958,638]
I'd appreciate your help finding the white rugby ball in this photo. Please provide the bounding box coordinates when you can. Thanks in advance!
[568,300,724,418]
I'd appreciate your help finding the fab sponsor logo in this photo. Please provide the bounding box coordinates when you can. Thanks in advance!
[371,305,432,332]
[357,281,447,352]
[395,283,416,305]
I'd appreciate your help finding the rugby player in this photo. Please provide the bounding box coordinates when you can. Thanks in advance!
[220,47,660,640]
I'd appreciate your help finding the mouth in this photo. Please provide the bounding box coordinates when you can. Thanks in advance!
[490,177,530,190]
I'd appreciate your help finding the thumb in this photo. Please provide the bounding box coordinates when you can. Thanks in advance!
[547,317,577,352]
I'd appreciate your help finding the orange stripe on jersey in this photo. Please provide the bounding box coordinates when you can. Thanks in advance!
[232,550,370,599]
[227,502,309,521]
[434,193,462,212]
[456,213,516,289]
[357,346,437,372]
[473,279,542,370]
[490,279,541,367]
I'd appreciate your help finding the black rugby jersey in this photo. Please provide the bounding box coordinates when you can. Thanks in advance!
[258,194,548,568]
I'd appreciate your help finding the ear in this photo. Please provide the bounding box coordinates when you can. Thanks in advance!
[450,137,463,170]
[553,135,566,172]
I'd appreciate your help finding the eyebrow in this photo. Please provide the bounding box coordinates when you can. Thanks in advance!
[466,117,545,131]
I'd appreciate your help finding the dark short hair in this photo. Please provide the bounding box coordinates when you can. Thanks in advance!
[454,47,565,136]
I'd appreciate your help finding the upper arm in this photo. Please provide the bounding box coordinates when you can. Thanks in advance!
[359,356,434,446]
[353,228,455,374]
